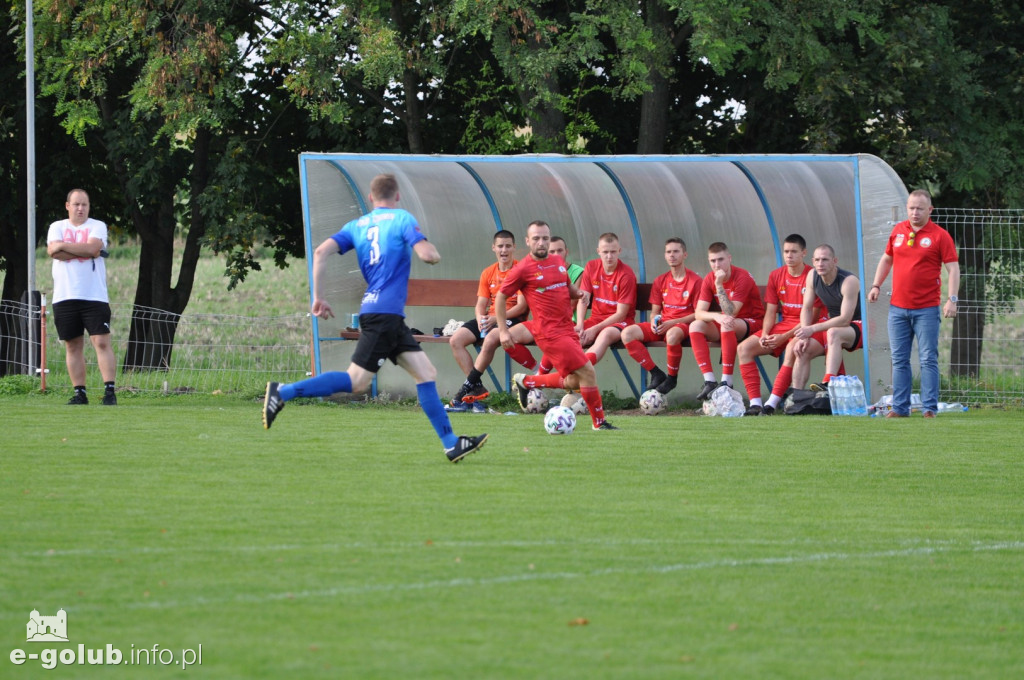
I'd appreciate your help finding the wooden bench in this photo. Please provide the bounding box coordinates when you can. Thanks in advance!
[325,278,772,399]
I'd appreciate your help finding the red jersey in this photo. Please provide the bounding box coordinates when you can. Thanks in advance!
[697,265,765,321]
[477,260,519,315]
[765,264,810,321]
[649,268,702,321]
[500,254,575,341]
[886,219,958,309]
[579,259,637,323]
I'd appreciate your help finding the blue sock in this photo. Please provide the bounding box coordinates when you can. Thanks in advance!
[417,381,457,449]
[279,372,353,401]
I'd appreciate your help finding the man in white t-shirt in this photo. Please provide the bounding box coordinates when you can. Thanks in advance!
[47,189,117,405]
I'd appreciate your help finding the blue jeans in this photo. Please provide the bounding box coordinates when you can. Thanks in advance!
[887,305,941,415]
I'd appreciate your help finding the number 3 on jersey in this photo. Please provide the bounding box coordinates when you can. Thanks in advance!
[366,226,381,265]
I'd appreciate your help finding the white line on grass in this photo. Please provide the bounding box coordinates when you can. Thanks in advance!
[115,539,1023,611]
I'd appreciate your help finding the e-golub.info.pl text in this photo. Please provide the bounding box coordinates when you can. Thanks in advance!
[10,644,203,670]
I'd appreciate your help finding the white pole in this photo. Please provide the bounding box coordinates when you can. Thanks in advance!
[25,0,38,378]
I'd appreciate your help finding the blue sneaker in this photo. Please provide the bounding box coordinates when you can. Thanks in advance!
[445,401,470,413]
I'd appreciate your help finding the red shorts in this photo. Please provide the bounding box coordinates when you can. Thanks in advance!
[583,316,630,332]
[811,320,863,351]
[753,318,800,358]
[536,333,589,377]
[635,320,690,343]
[713,317,762,338]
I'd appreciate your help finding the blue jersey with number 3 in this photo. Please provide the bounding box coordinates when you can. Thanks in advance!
[331,207,426,316]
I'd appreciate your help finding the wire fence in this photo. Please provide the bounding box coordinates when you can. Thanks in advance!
[1,207,1021,404]
[0,301,311,396]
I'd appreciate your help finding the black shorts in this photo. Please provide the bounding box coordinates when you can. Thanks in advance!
[351,313,422,373]
[461,315,527,338]
[53,300,112,341]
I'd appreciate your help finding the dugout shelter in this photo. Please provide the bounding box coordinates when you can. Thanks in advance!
[298,153,909,404]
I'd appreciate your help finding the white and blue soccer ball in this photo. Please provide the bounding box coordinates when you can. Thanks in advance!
[560,391,589,416]
[544,405,577,435]
[639,389,666,416]
[525,388,548,414]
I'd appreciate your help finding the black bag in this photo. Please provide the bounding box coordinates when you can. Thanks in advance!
[783,389,832,415]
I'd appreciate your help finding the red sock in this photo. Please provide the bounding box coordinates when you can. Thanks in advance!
[666,344,682,375]
[720,329,737,377]
[506,343,536,370]
[538,357,553,374]
[822,373,833,383]
[690,332,712,373]
[585,351,598,366]
[524,373,565,389]
[625,340,655,371]
[772,365,793,397]
[740,361,761,400]
[580,385,605,427]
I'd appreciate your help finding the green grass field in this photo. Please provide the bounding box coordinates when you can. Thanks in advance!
[2,393,1021,679]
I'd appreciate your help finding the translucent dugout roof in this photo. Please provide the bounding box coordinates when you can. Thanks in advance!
[298,153,909,401]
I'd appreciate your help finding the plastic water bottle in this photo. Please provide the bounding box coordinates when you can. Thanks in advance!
[850,375,868,416]
[652,314,662,331]
[827,377,841,415]
[937,402,968,413]
[839,376,853,416]
[479,316,488,339]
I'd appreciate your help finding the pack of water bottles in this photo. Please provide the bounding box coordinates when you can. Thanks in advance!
[826,375,869,416]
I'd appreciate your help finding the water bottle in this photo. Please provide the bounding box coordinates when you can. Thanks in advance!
[937,402,968,413]
[851,375,868,416]
[652,314,662,331]
[827,377,841,414]
[479,316,488,339]
[840,376,853,416]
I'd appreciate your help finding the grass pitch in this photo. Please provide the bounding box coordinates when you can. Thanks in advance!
[2,394,1021,679]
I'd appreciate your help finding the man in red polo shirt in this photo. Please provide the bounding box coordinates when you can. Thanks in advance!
[574,232,638,367]
[868,190,959,418]
[620,237,702,395]
[689,242,766,401]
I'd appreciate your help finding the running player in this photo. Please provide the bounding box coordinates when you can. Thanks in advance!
[495,220,618,430]
[261,174,488,463]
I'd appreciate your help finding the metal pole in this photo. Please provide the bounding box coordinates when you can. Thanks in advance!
[26,0,38,379]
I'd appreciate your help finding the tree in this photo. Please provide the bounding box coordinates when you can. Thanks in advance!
[24,0,343,372]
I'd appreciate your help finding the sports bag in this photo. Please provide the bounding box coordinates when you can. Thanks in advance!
[783,389,833,415]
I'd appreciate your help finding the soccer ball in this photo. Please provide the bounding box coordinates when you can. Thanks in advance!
[560,391,589,415]
[525,388,547,414]
[639,389,666,416]
[544,405,577,435]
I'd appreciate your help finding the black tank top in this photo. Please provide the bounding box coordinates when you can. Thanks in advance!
[813,268,861,321]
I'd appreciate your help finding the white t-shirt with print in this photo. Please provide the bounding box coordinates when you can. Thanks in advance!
[47,217,109,304]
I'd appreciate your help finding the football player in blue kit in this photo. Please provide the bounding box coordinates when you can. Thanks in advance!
[262,174,488,463]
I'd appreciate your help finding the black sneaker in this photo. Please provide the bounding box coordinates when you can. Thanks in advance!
[102,390,117,406]
[745,404,762,416]
[647,366,667,391]
[262,382,285,429]
[450,382,472,407]
[592,420,619,431]
[67,392,88,405]
[809,381,829,393]
[512,373,530,410]
[461,382,490,403]
[760,404,776,416]
[655,374,677,395]
[695,380,718,401]
[445,433,489,463]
